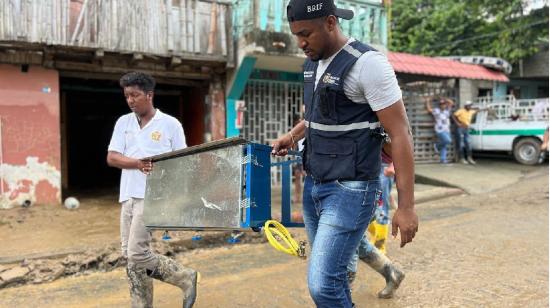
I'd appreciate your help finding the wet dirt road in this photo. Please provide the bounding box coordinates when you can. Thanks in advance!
[0,194,120,263]
[0,168,548,307]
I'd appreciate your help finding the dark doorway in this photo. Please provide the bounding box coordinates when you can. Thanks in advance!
[478,88,492,97]
[60,76,206,194]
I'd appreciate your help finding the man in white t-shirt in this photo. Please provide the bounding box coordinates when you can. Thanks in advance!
[271,0,417,306]
[107,72,197,308]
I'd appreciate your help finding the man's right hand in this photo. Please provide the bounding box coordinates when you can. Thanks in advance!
[392,207,418,248]
[271,133,294,156]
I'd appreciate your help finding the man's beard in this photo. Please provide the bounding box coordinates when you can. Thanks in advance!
[309,51,323,62]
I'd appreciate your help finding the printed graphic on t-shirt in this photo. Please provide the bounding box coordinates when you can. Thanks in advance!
[432,108,450,133]
[151,131,161,141]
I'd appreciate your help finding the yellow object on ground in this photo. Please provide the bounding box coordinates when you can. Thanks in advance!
[264,220,306,259]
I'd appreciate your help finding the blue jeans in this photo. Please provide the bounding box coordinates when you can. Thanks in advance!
[347,165,392,274]
[303,175,380,308]
[435,131,452,163]
[456,127,471,158]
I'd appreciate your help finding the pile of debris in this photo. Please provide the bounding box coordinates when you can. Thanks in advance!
[0,230,267,289]
[0,246,124,288]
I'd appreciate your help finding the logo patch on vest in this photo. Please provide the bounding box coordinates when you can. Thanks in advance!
[151,131,161,141]
[322,73,340,85]
[304,71,314,79]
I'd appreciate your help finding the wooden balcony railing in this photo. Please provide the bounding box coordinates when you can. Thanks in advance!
[0,0,233,61]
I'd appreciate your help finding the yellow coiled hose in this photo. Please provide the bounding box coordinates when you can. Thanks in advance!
[264,220,306,258]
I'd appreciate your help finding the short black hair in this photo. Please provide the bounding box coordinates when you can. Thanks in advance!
[119,72,156,93]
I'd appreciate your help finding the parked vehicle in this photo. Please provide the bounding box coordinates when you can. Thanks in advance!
[470,96,548,165]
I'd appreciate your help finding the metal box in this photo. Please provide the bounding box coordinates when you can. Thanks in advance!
[143,138,273,230]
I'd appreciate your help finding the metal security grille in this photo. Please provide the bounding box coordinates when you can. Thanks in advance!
[240,79,303,145]
[401,81,458,163]
[240,79,303,184]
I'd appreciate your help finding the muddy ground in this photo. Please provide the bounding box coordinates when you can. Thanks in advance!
[0,165,548,307]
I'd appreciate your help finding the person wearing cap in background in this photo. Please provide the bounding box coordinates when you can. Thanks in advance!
[425,96,454,164]
[452,101,478,164]
[271,1,417,306]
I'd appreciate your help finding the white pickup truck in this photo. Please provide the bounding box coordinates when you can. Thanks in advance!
[470,96,548,165]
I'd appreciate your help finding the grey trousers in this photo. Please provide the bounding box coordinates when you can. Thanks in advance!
[121,198,159,270]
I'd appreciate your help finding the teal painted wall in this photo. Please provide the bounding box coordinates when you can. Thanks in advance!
[493,82,507,99]
[249,69,303,82]
[227,56,257,137]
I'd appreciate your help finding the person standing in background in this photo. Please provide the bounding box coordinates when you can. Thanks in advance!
[452,101,478,165]
[426,97,454,164]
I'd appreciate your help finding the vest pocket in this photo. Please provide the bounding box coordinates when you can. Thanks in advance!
[317,86,338,124]
[309,138,356,181]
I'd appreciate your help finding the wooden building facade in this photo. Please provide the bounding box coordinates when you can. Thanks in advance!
[0,0,233,207]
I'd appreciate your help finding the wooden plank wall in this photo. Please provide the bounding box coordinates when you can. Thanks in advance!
[402,81,458,163]
[0,0,231,59]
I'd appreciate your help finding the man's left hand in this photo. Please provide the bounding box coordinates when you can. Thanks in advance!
[391,207,418,247]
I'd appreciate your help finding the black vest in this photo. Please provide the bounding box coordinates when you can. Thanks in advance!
[302,40,384,181]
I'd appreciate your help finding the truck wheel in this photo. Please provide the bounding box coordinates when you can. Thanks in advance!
[513,138,541,165]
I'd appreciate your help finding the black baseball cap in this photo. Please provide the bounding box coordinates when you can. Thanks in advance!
[287,0,354,22]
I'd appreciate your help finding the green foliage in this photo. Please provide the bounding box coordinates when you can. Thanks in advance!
[390,0,549,64]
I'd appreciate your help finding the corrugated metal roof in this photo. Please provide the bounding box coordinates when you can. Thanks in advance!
[387,52,509,82]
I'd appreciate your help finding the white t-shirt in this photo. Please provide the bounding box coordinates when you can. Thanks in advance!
[314,38,402,112]
[432,107,451,133]
[108,109,186,203]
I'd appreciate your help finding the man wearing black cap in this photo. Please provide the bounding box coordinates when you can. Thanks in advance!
[272,0,417,306]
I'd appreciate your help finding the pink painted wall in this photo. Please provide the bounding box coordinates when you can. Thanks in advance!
[0,64,61,206]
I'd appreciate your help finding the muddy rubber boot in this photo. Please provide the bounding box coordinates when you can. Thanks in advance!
[147,255,198,308]
[360,248,405,299]
[127,264,153,308]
